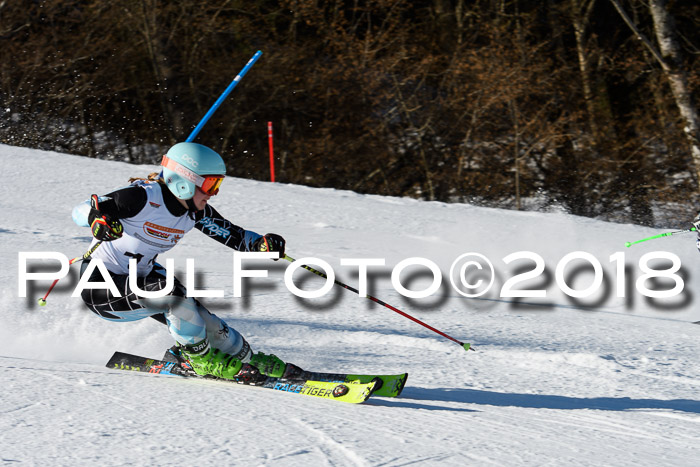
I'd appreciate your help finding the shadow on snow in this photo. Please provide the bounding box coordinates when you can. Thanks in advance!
[375,386,700,414]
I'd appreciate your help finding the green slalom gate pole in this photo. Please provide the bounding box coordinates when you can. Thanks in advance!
[284,255,474,352]
[624,227,696,247]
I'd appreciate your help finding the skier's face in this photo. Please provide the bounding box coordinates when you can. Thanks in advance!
[191,186,212,210]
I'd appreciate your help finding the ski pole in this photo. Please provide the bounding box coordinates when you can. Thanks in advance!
[284,255,474,352]
[39,194,107,306]
[186,50,263,142]
[624,227,696,247]
[38,241,102,306]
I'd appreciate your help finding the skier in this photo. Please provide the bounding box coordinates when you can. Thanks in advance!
[74,142,287,381]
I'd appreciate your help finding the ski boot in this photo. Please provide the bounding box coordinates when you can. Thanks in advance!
[248,352,286,378]
[169,345,287,380]
[233,353,297,383]
[180,345,244,380]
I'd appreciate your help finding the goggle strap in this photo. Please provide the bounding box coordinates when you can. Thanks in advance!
[161,155,205,187]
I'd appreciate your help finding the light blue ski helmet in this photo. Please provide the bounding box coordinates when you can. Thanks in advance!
[161,142,226,200]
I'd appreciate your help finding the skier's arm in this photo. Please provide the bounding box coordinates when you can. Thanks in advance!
[97,186,148,219]
[194,205,286,256]
[194,204,263,251]
[87,187,146,242]
[72,186,147,227]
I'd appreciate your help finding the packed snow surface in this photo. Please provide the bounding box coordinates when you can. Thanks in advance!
[1,144,699,466]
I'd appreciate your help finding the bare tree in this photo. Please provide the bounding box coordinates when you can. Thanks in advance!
[570,0,599,140]
[609,0,700,185]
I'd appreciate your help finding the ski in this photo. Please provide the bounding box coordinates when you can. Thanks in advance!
[106,351,378,404]
[162,348,407,398]
[280,364,408,398]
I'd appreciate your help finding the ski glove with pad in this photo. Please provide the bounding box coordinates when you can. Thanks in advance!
[88,194,123,242]
[254,233,286,260]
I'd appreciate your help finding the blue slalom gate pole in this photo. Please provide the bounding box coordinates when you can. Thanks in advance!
[186,50,263,142]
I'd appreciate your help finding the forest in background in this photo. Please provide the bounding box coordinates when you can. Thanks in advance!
[1,1,698,226]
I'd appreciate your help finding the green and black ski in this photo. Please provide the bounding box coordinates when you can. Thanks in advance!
[107,351,398,404]
[161,348,407,397]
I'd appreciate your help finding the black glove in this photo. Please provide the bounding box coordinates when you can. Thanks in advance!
[254,233,286,259]
[88,194,123,242]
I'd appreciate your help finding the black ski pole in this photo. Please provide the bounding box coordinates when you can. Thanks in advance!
[284,255,474,351]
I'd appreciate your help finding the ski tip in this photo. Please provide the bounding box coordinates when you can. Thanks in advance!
[394,373,408,398]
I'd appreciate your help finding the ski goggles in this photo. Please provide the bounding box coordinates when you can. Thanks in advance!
[161,155,225,195]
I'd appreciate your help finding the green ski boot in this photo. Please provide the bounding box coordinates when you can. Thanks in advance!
[181,346,243,380]
[249,352,286,378]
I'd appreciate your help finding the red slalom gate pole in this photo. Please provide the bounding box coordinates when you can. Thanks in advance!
[268,121,275,182]
[284,255,473,352]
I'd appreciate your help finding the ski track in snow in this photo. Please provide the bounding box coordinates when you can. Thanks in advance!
[1,145,700,466]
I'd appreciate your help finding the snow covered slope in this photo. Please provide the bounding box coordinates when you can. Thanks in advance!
[1,144,699,466]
